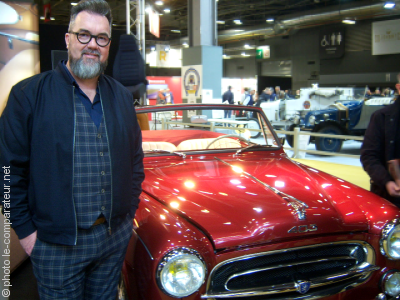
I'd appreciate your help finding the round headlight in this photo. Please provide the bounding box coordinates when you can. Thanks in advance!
[380,219,400,260]
[157,248,206,298]
[382,270,400,297]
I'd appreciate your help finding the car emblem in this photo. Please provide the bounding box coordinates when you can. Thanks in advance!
[295,280,311,294]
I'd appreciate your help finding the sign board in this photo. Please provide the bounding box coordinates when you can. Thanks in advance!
[256,46,270,59]
[181,65,202,98]
[319,27,345,59]
[372,19,400,55]
[156,44,169,67]
[149,9,160,38]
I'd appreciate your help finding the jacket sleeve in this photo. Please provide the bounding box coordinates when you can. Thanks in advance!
[360,110,392,188]
[0,85,36,239]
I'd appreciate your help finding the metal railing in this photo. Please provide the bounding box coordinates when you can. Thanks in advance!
[276,127,363,159]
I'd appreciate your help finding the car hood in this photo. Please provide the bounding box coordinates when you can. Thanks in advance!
[142,154,368,249]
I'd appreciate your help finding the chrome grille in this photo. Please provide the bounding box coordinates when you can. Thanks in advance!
[202,241,378,299]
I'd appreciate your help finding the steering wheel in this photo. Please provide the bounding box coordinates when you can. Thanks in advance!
[206,134,250,149]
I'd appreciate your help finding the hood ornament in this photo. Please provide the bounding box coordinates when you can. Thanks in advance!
[215,157,309,221]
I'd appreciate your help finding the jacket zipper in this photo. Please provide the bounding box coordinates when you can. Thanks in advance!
[99,86,113,235]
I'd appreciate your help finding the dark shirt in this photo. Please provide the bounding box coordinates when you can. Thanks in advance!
[62,62,102,128]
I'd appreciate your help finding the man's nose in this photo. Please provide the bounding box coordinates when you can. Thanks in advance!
[87,37,98,48]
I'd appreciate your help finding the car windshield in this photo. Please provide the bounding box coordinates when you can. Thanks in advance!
[136,105,280,155]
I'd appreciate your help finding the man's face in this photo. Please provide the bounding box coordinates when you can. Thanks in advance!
[65,11,111,79]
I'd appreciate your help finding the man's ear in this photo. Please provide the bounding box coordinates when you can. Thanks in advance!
[65,33,70,49]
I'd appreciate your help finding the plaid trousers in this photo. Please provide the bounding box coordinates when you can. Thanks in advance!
[30,215,132,300]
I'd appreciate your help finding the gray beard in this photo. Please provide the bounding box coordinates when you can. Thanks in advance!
[68,50,108,79]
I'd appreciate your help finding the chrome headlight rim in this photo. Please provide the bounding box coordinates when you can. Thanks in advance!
[156,247,207,298]
[380,219,400,260]
[380,269,400,297]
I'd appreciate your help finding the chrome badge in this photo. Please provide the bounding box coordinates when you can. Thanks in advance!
[295,280,311,294]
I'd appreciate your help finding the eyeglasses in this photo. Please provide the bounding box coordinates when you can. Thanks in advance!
[69,31,111,47]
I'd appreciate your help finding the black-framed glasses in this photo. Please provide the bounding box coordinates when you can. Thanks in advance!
[69,31,111,47]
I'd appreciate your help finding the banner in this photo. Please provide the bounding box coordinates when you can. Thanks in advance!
[372,19,400,56]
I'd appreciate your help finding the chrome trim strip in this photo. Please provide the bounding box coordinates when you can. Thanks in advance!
[215,157,308,220]
[203,241,376,299]
[133,229,154,260]
[203,265,379,298]
[225,256,357,289]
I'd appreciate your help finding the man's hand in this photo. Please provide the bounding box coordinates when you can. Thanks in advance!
[19,231,37,256]
[386,181,400,197]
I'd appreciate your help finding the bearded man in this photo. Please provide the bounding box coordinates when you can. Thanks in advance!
[0,0,144,298]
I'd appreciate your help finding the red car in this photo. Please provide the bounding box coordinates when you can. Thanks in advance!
[118,104,400,300]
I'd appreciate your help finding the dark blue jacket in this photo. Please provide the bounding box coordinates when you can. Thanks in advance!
[0,61,144,245]
[360,96,400,207]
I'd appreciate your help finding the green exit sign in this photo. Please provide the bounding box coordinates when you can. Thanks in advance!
[256,46,270,59]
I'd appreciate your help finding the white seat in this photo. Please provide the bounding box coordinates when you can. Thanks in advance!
[177,138,241,150]
[142,142,177,151]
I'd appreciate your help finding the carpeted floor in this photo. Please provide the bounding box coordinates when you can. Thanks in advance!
[294,159,370,191]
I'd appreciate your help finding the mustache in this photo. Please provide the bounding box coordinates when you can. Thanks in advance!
[81,49,100,56]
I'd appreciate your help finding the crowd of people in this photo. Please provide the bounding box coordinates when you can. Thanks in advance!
[156,88,174,104]
[365,86,398,98]
[222,85,300,108]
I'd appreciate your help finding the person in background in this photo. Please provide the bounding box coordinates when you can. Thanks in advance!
[164,88,174,104]
[157,89,166,104]
[270,87,277,101]
[295,89,301,99]
[361,80,400,208]
[222,85,234,118]
[0,0,145,298]
[256,87,271,106]
[243,89,255,106]
[240,87,250,105]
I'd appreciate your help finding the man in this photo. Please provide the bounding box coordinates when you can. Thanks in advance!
[256,87,271,106]
[360,81,400,208]
[164,88,174,104]
[0,0,144,299]
[222,86,234,118]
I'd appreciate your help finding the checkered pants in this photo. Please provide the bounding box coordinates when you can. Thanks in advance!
[30,215,132,300]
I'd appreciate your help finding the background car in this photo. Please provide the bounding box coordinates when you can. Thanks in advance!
[118,103,400,300]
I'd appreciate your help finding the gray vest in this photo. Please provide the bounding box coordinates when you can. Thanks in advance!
[73,97,112,229]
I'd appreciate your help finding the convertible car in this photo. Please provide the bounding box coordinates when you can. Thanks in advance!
[119,103,400,300]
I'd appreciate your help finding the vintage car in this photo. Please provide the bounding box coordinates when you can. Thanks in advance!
[118,103,400,300]
[301,97,394,152]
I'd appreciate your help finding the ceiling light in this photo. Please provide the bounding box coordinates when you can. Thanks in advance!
[164,45,170,52]
[182,42,189,47]
[164,8,170,13]
[233,19,242,25]
[155,1,163,5]
[216,20,225,24]
[384,2,396,9]
[342,19,356,24]
[266,18,274,23]
[145,6,152,13]
[234,29,244,32]
[71,2,78,5]
[171,29,181,33]
[150,45,156,51]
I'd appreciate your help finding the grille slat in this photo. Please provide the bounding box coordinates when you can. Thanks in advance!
[203,241,377,299]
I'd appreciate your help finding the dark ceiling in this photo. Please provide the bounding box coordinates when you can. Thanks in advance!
[41,0,400,45]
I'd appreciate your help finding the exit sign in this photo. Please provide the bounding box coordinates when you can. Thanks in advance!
[256,46,270,59]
